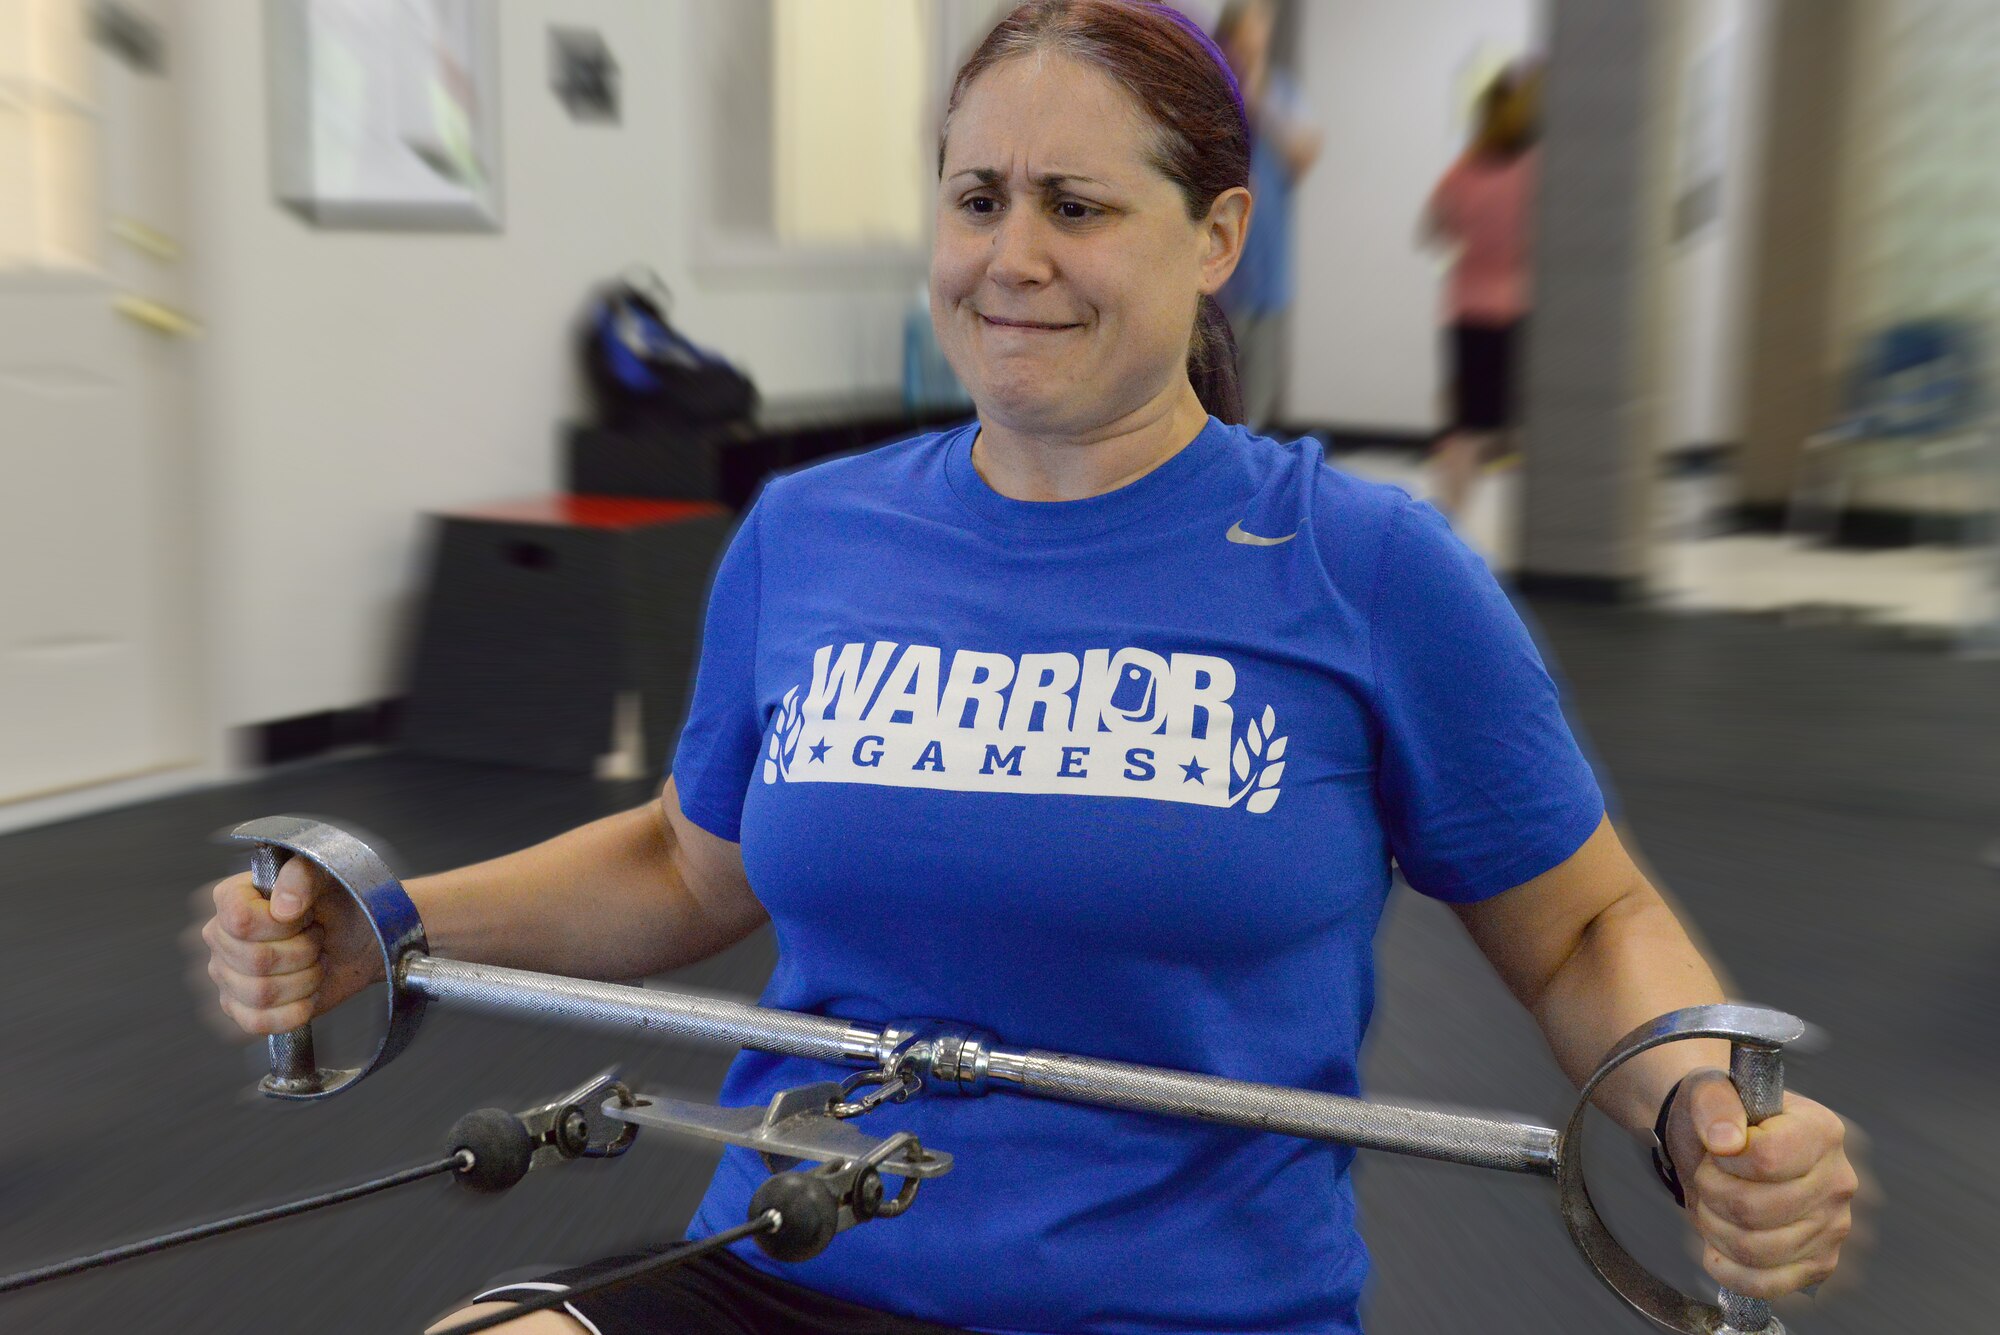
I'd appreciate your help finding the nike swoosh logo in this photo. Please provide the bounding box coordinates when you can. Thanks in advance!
[1226,521,1297,547]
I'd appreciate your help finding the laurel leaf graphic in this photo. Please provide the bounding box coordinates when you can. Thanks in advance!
[1261,705,1275,736]
[1268,735,1288,761]
[1232,739,1250,782]
[1257,761,1286,789]
[1246,788,1280,814]
[767,734,780,760]
[762,758,777,784]
[1247,717,1264,753]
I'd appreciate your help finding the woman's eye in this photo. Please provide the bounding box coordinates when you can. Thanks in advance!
[1055,199,1101,222]
[962,195,1000,217]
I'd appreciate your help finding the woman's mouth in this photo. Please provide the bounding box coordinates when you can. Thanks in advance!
[979,313,1081,332]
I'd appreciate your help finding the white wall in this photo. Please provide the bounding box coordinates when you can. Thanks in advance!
[1287,0,1540,431]
[182,0,917,730]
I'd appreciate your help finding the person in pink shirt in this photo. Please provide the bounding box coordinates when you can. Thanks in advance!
[1421,66,1540,519]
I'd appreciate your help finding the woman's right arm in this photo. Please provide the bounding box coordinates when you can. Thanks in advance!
[198,777,767,1037]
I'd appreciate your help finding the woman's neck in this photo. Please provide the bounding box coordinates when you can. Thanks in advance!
[971,382,1212,503]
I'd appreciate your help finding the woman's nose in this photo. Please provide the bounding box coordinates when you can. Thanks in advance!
[986,211,1054,287]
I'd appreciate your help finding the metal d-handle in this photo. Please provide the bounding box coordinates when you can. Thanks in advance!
[248,843,322,1095]
[1557,1004,1808,1335]
[228,817,431,1100]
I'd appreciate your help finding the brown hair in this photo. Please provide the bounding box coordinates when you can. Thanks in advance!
[941,0,1251,425]
[1472,65,1540,161]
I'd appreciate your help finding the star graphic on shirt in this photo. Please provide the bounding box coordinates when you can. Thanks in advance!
[808,740,831,763]
[1180,757,1208,784]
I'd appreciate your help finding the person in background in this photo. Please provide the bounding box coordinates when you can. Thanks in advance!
[1215,0,1321,433]
[1421,64,1540,521]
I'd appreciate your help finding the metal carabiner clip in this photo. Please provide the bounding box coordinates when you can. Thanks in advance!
[829,1047,924,1120]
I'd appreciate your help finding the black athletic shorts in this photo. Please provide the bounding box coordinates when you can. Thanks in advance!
[1448,320,1524,432]
[471,1247,971,1334]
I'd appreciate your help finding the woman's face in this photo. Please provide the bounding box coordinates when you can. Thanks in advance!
[932,54,1245,437]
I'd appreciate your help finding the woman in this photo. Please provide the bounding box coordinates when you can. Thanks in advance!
[202,4,1856,1332]
[1422,66,1541,521]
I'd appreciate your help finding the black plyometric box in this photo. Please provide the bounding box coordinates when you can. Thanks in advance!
[399,496,732,775]
[566,397,975,511]
[566,423,751,508]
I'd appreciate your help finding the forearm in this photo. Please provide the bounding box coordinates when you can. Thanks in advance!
[1533,887,1731,1139]
[404,802,747,980]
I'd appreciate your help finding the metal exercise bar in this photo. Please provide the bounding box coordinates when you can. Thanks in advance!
[401,955,1560,1177]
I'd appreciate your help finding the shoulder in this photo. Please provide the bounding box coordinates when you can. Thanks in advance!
[1205,424,1436,594]
[751,422,970,525]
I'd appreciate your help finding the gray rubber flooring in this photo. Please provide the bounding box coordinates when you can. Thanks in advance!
[0,603,1993,1332]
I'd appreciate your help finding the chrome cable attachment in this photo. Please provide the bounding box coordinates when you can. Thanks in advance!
[829,1042,925,1120]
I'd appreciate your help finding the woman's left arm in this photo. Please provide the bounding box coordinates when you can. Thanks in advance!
[1451,815,1860,1300]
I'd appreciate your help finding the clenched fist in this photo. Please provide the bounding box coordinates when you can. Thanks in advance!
[1666,1068,1861,1301]
[191,857,384,1037]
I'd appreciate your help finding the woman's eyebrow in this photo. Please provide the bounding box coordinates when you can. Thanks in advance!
[946,167,1112,190]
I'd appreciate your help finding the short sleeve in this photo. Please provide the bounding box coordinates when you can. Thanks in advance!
[1367,499,1604,902]
[670,493,770,842]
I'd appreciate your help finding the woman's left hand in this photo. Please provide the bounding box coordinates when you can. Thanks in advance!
[1665,1069,1861,1300]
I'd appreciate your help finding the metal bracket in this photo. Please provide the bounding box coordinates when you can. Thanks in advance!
[604,1082,952,1179]
[518,1068,639,1169]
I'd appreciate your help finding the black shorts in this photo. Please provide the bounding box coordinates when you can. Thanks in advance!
[1448,320,1524,432]
[471,1246,970,1334]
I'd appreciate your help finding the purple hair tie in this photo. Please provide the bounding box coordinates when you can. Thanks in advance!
[1150,2,1248,134]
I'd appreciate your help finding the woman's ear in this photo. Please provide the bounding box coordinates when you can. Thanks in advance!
[1198,186,1254,295]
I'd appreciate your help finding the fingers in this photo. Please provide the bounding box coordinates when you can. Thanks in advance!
[202,914,325,976]
[214,985,320,1037]
[211,871,315,943]
[1681,1069,1748,1157]
[1679,1087,1860,1301]
[1692,1149,1856,1231]
[1702,1233,1844,1301]
[200,870,332,1037]
[207,948,320,1011]
[1711,1095,1848,1184]
[1695,1192,1852,1273]
[264,856,332,925]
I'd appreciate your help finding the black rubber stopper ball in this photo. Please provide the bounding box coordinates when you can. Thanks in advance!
[749,1171,842,1262]
[448,1108,537,1193]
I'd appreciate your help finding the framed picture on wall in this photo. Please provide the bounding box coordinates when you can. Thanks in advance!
[266,0,503,229]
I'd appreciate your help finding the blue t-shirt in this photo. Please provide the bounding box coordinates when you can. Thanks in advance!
[672,419,1603,1334]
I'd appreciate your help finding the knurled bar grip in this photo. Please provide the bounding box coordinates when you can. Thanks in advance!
[399,955,1562,1177]
[1011,1051,1558,1175]
[399,956,860,1065]
[1718,1046,1785,1334]
[250,845,320,1095]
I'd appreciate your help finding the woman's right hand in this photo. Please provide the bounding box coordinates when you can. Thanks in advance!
[194,858,384,1037]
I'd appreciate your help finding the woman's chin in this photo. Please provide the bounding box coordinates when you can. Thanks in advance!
[970,388,1079,434]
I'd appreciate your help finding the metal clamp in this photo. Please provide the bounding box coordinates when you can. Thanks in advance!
[605,1078,951,1263]
[604,1081,952,1181]
[517,1068,640,1168]
[1556,1004,1808,1335]
[227,816,429,1100]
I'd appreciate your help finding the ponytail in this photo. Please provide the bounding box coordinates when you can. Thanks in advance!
[1188,295,1245,425]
